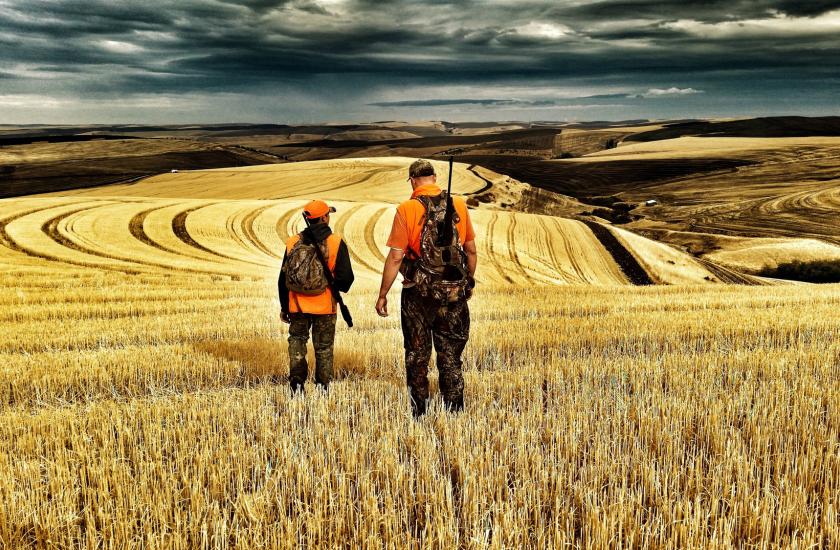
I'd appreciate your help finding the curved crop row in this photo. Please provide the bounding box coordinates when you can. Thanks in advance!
[0,195,725,286]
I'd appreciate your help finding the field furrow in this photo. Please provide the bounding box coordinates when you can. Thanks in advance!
[483,213,516,284]
[330,203,382,276]
[241,202,284,260]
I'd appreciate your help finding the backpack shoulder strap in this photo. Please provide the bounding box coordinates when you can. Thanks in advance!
[414,193,446,215]
[286,233,302,254]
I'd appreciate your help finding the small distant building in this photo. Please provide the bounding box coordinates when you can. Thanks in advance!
[645,199,658,206]
[170,169,179,173]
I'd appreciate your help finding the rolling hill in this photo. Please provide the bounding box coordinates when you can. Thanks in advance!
[2,157,736,286]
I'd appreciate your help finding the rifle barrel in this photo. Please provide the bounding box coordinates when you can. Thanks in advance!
[439,156,455,245]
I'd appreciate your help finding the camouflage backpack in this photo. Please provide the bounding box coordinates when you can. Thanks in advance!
[285,234,330,295]
[403,192,470,303]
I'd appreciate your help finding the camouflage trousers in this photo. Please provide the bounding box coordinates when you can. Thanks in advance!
[288,313,336,391]
[401,286,470,417]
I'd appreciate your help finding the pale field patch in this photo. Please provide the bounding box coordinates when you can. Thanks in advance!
[705,237,840,272]
[588,136,840,160]
[44,157,503,203]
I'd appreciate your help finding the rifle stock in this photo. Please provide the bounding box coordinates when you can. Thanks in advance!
[302,215,354,327]
[339,302,353,327]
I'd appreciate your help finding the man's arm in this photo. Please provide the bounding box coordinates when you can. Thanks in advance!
[378,206,409,317]
[333,240,354,293]
[463,239,477,277]
[376,247,404,317]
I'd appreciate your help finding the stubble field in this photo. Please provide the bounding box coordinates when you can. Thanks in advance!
[1,157,838,548]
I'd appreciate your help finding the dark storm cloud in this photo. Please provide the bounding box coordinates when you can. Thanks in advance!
[368,99,560,107]
[1,0,838,121]
[368,89,706,108]
[560,0,840,21]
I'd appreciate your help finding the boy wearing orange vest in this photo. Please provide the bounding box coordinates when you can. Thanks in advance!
[279,200,354,392]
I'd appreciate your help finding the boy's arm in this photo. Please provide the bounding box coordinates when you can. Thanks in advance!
[278,251,290,321]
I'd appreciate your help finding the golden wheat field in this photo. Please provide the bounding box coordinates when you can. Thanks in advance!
[1,158,838,548]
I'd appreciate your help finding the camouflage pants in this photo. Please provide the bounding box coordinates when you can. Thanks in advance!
[401,286,470,417]
[288,313,336,391]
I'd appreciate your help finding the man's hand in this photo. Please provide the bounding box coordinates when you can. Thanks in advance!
[281,311,291,324]
[375,296,388,317]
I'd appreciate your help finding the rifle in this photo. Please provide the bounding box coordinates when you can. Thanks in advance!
[302,214,353,327]
[437,156,455,248]
[436,156,467,283]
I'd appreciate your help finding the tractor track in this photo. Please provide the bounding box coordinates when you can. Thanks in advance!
[171,204,265,267]
[517,219,572,282]
[332,204,381,273]
[290,166,394,199]
[535,218,579,283]
[128,204,218,263]
[275,206,301,243]
[507,213,533,283]
[485,214,514,284]
[224,206,277,267]
[363,207,388,264]
[46,203,226,276]
[696,258,766,285]
[536,218,564,277]
[559,220,596,283]
[0,203,144,275]
[241,203,283,260]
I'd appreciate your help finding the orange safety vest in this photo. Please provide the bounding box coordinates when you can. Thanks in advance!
[285,232,342,315]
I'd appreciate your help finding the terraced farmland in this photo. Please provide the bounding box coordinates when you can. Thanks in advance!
[0,195,661,285]
[22,156,727,284]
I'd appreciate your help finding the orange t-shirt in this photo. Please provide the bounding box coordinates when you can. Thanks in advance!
[386,184,476,257]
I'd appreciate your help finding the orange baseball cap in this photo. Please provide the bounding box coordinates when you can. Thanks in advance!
[303,199,336,219]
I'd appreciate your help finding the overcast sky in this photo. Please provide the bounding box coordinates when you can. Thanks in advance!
[1,0,838,124]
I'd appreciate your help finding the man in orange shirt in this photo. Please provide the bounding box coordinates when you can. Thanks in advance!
[279,200,354,393]
[376,159,478,417]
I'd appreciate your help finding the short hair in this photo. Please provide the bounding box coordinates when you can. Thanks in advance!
[409,159,436,178]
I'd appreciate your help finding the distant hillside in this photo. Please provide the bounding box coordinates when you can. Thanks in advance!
[0,139,281,198]
[626,116,840,142]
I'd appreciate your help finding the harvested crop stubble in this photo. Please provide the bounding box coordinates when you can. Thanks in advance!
[1,274,838,548]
